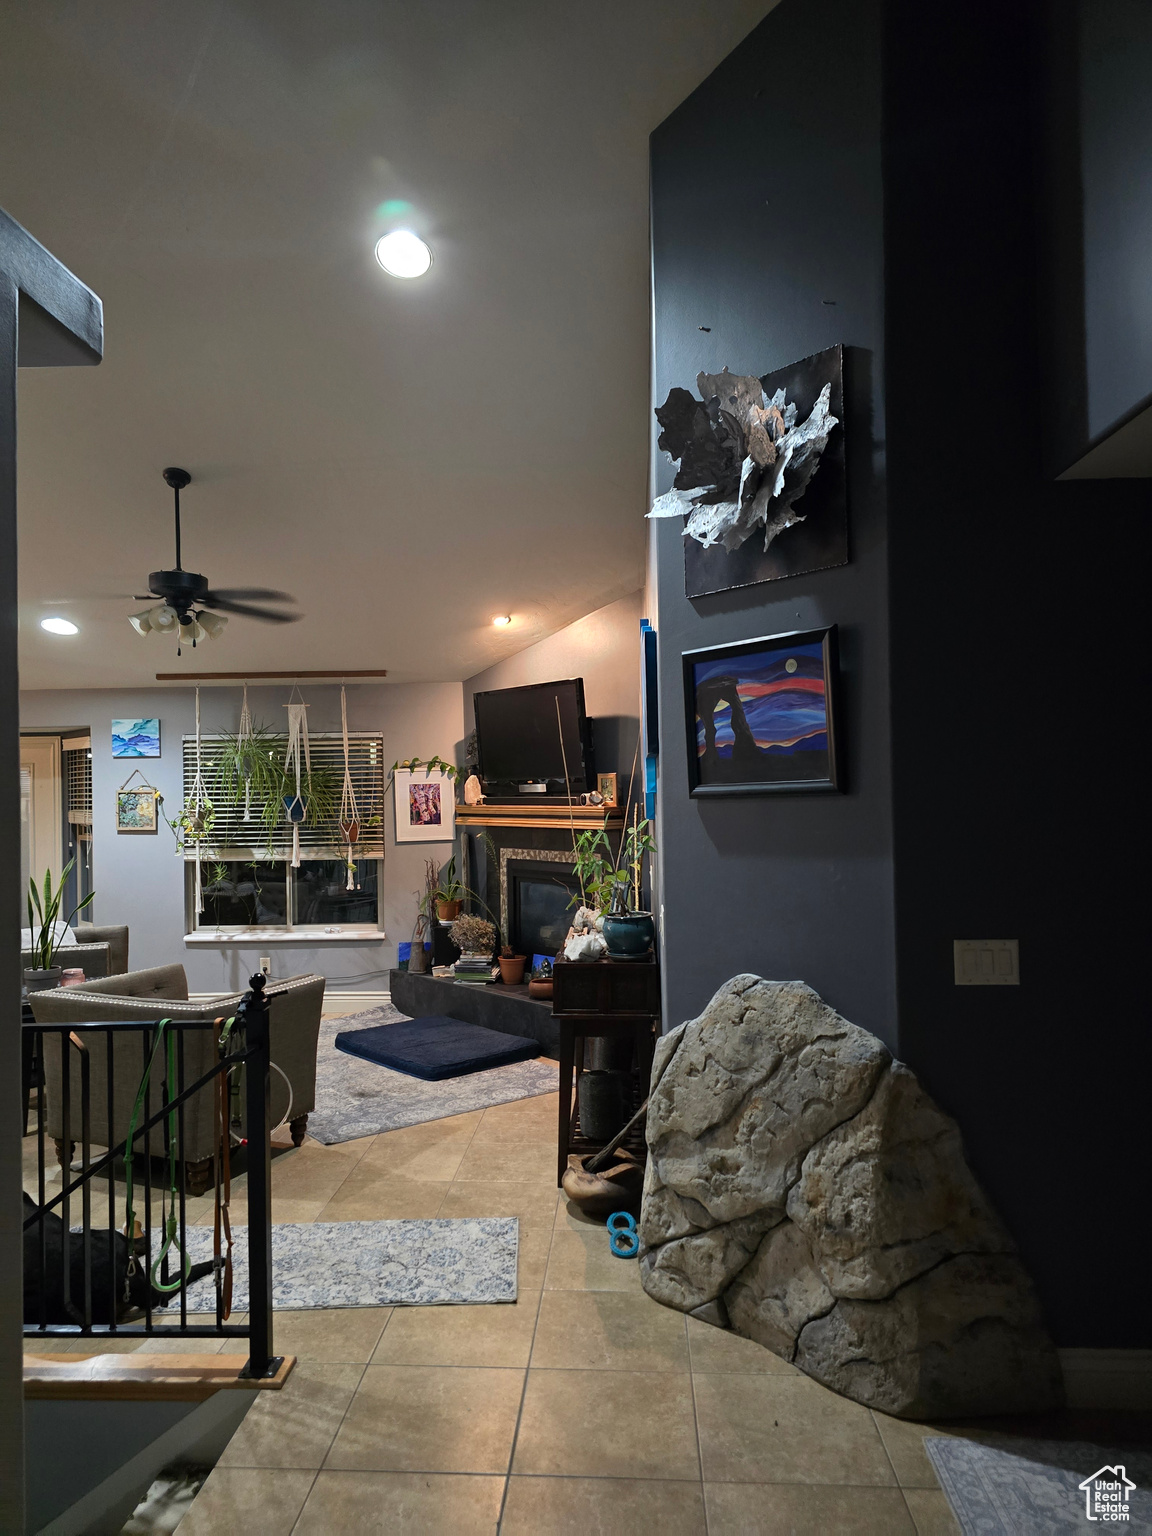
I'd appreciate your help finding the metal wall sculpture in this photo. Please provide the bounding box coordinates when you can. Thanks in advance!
[650,344,846,598]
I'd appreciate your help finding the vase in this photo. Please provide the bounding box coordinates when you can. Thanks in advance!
[578,1070,630,1141]
[23,967,63,993]
[601,911,655,960]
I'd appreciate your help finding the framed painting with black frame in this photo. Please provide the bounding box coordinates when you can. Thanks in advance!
[683,626,842,797]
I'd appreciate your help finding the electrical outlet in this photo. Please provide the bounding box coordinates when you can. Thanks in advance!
[953,939,1019,985]
[259,956,271,977]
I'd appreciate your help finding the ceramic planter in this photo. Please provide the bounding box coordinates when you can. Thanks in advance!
[528,978,553,1000]
[23,967,63,993]
[498,955,527,985]
[283,795,307,824]
[340,818,360,844]
[602,911,655,960]
[436,899,462,921]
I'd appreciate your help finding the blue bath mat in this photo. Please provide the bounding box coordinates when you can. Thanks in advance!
[334,1014,540,1081]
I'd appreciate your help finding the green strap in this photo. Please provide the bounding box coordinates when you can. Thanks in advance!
[122,1020,188,1296]
[122,1014,239,1300]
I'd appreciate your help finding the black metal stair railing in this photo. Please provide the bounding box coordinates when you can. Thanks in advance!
[21,973,278,1379]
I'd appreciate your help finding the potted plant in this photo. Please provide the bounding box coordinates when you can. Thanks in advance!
[498,945,527,985]
[449,913,496,959]
[433,855,465,921]
[601,815,657,960]
[25,858,94,992]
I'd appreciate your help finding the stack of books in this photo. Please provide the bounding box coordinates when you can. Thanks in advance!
[453,956,496,985]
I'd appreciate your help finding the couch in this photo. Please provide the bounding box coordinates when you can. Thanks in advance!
[74,923,130,976]
[22,942,111,982]
[29,966,325,1194]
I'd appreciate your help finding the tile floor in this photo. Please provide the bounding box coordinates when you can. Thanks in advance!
[25,1066,965,1534]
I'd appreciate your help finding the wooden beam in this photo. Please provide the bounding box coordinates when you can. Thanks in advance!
[0,209,103,367]
[155,670,388,682]
[2,203,104,1536]
[23,1352,296,1402]
[457,804,624,831]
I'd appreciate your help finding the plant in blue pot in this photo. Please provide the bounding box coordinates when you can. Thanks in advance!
[601,814,656,961]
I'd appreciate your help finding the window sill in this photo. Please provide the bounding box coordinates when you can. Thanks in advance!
[184,927,386,945]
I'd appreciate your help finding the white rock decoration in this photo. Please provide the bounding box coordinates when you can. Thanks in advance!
[640,975,1063,1419]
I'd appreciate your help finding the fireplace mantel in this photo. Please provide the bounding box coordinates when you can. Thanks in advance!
[457,804,624,832]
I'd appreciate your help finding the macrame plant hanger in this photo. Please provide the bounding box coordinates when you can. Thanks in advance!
[188,686,212,913]
[283,687,310,868]
[338,685,360,890]
[237,683,255,822]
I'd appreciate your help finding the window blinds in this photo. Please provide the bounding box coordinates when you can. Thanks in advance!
[180,733,386,860]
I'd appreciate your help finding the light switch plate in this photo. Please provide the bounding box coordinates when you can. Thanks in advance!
[954,939,1019,985]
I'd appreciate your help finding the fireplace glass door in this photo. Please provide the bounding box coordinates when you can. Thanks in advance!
[509,862,581,961]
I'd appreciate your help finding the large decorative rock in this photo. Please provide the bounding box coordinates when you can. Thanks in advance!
[640,976,1062,1419]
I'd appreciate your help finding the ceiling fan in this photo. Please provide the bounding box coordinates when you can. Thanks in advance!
[130,468,301,649]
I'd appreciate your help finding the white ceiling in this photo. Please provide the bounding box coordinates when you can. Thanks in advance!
[2,0,773,690]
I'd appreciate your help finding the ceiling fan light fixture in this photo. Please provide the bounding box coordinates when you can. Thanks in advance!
[128,610,154,637]
[150,604,179,634]
[197,609,228,639]
[179,618,204,647]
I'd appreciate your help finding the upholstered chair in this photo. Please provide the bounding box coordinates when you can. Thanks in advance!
[30,966,325,1195]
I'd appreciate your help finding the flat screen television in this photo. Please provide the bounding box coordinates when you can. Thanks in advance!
[473,678,594,797]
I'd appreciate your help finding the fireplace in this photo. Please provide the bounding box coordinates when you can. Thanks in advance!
[501,850,579,961]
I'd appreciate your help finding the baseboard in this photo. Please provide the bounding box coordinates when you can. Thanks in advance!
[321,991,390,1013]
[1059,1349,1152,1410]
[189,990,390,1013]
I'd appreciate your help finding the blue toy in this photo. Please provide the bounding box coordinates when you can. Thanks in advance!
[607,1210,639,1259]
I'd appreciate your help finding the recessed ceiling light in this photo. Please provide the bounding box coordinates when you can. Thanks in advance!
[492,614,512,627]
[41,617,78,635]
[375,229,432,279]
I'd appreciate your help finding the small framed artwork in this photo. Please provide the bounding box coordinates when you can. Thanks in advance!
[112,719,160,758]
[394,767,456,843]
[683,626,842,796]
[116,786,159,833]
[596,772,618,807]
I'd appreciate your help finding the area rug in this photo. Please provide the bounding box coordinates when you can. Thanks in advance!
[179,1217,519,1311]
[307,1004,557,1145]
[335,1015,540,1080]
[925,1435,1152,1534]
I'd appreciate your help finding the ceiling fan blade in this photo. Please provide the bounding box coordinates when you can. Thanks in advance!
[202,588,297,603]
[201,595,302,623]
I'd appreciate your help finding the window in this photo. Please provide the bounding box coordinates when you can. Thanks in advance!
[184,733,385,937]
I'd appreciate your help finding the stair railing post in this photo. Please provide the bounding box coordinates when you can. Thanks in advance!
[240,972,277,1377]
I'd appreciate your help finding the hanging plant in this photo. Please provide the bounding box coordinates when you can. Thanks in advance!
[211,725,291,833]
[338,686,361,887]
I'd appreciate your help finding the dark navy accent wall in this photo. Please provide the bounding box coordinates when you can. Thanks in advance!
[884,0,1149,1350]
[652,0,1150,1347]
[651,0,895,1046]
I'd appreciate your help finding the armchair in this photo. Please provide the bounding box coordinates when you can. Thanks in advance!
[29,965,325,1195]
[73,923,129,975]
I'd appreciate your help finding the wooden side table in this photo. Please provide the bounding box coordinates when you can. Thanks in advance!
[552,958,660,1186]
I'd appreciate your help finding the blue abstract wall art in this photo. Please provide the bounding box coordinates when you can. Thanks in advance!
[111,718,161,758]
